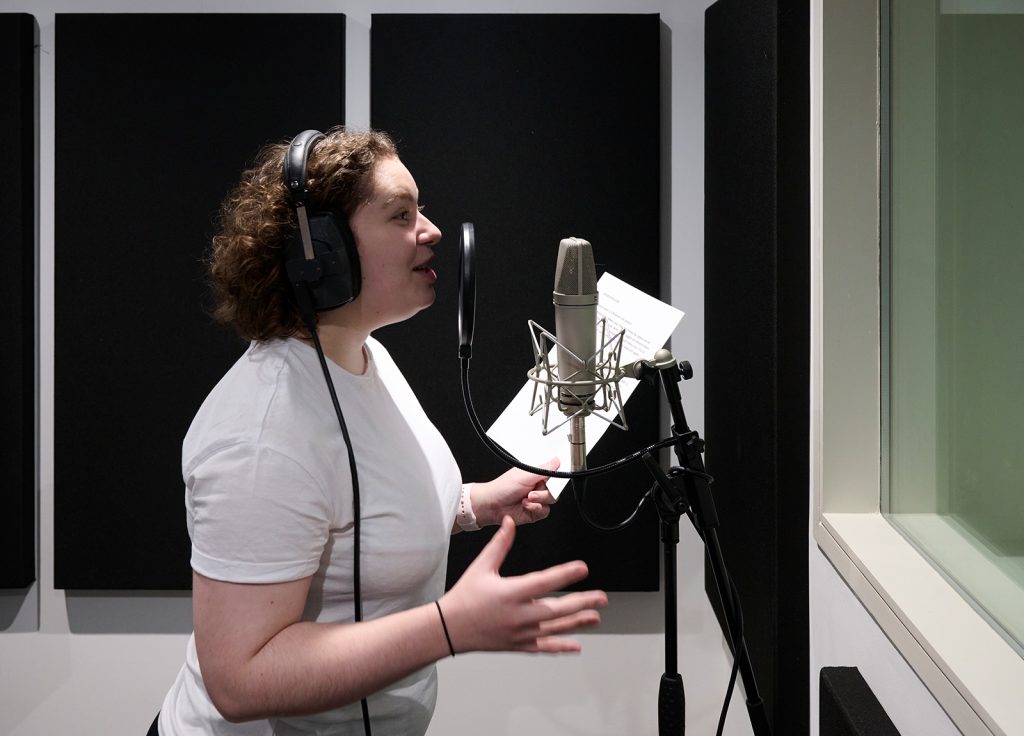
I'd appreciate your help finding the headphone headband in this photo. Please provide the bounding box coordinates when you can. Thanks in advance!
[285,129,326,205]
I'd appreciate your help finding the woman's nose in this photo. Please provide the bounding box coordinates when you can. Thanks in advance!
[419,214,442,245]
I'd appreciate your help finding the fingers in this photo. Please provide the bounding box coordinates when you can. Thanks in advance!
[519,456,560,484]
[523,483,556,522]
[527,637,583,654]
[524,460,557,509]
[512,560,591,598]
[529,457,560,488]
[510,592,606,646]
[536,609,603,637]
[521,503,550,522]
[527,590,608,622]
[525,490,555,505]
[471,516,516,573]
[540,456,561,472]
[514,609,603,653]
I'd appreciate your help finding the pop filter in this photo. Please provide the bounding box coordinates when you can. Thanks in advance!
[458,222,476,358]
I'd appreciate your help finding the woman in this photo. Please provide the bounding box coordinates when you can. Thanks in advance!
[156,127,607,735]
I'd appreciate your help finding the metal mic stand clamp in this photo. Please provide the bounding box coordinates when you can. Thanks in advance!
[631,351,771,736]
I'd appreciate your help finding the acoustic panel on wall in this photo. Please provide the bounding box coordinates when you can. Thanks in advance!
[704,0,810,731]
[371,14,663,591]
[0,13,38,589]
[54,13,345,589]
[820,667,901,736]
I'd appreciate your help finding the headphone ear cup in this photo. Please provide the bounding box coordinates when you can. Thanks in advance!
[321,212,360,301]
[285,210,360,317]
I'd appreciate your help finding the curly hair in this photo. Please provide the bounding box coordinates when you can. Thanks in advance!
[208,127,397,341]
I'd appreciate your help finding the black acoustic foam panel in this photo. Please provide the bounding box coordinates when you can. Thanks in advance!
[820,667,901,736]
[704,0,809,731]
[371,14,662,591]
[54,13,345,589]
[0,14,38,589]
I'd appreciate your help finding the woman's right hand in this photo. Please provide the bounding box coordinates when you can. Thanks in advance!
[438,516,608,654]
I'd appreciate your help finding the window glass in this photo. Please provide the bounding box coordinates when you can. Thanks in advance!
[884,0,1024,652]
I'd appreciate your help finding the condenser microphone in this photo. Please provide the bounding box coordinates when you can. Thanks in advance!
[460,225,667,485]
[553,237,599,471]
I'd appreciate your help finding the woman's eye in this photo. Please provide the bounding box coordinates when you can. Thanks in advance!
[394,205,423,223]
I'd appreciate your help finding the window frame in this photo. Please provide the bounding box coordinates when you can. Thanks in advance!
[811,1,1024,734]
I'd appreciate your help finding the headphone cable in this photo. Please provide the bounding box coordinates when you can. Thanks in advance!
[308,325,373,736]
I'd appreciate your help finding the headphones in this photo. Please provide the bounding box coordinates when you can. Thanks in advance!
[284,129,362,327]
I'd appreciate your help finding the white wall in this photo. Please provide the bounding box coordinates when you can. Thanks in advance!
[0,0,961,734]
[808,547,962,736]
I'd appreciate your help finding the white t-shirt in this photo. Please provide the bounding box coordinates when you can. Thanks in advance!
[159,336,462,736]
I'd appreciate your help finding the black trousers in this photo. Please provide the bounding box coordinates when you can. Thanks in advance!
[146,714,159,736]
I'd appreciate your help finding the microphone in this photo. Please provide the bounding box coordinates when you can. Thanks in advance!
[552,237,599,471]
[460,223,668,485]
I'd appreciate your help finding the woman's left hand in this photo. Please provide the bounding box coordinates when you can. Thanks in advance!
[471,457,560,527]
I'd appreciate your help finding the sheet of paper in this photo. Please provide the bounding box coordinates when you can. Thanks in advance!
[487,273,684,498]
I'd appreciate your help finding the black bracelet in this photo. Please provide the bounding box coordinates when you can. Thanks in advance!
[435,600,456,657]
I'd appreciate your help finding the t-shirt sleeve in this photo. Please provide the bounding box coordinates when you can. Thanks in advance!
[186,442,332,584]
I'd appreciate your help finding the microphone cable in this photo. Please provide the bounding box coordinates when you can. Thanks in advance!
[572,462,715,533]
[460,357,683,480]
[711,552,743,736]
[462,355,757,733]
[683,506,749,736]
[461,356,718,533]
[579,471,748,736]
[307,325,373,736]
[574,476,654,532]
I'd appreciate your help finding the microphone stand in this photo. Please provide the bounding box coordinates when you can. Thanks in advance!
[630,351,772,736]
[457,223,769,733]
